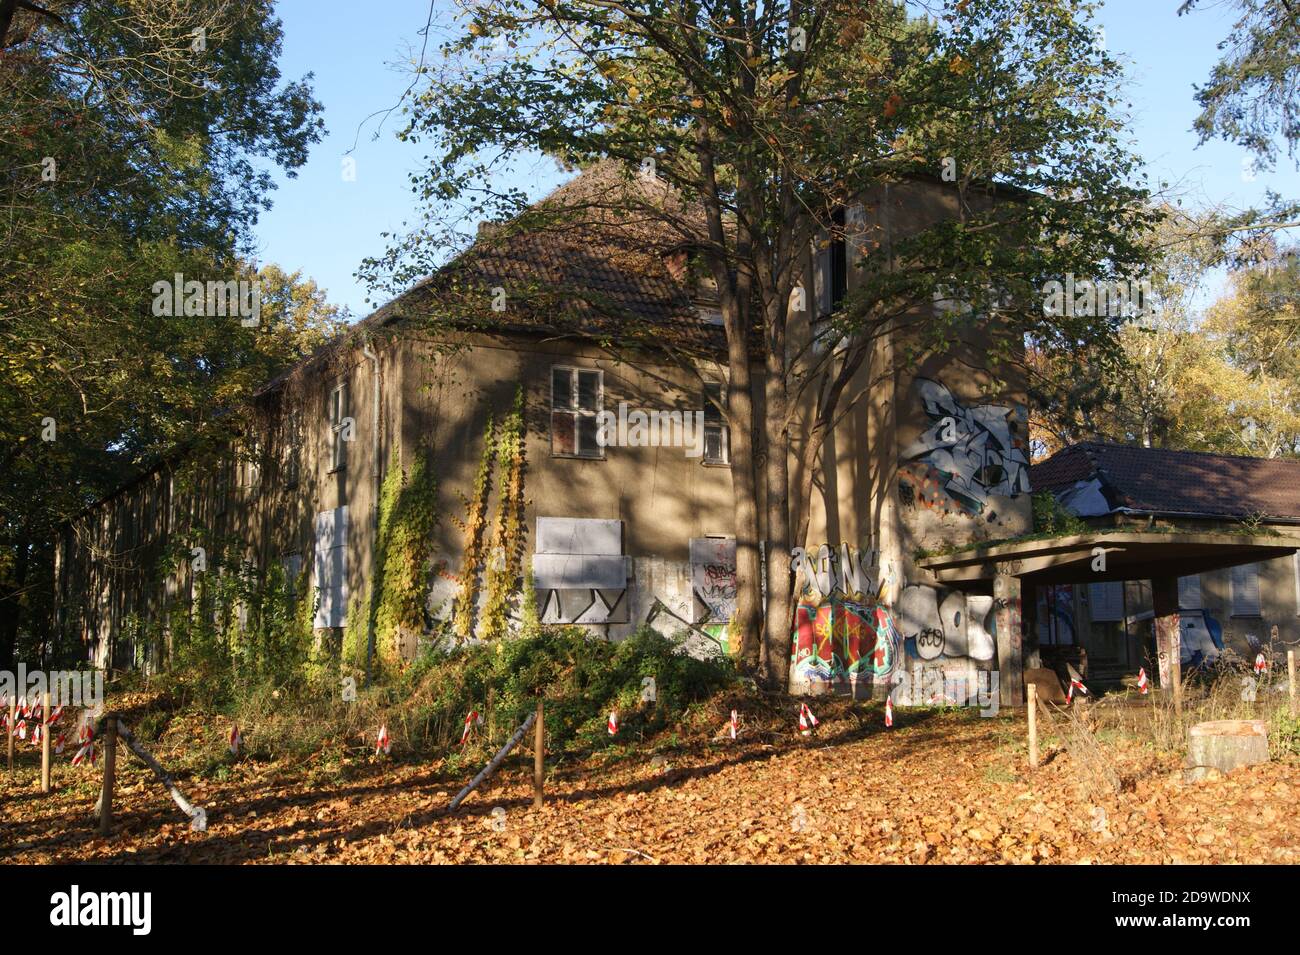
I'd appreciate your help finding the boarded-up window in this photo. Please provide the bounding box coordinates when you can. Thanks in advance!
[1231,563,1261,617]
[551,366,602,458]
[1178,575,1202,610]
[313,506,348,627]
[1088,581,1124,622]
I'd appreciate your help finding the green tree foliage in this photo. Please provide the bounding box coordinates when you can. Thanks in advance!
[0,1,331,668]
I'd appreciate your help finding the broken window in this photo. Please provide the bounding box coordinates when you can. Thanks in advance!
[703,381,730,465]
[551,366,603,458]
[1178,575,1202,610]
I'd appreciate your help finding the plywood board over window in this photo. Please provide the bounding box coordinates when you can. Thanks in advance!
[533,516,629,623]
[313,506,348,628]
[1231,562,1261,618]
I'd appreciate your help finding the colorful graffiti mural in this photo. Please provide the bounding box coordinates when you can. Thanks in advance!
[791,595,901,685]
[899,378,1029,517]
[789,543,903,690]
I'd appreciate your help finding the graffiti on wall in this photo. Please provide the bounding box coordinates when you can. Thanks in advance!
[689,538,736,625]
[898,378,1029,518]
[789,543,903,689]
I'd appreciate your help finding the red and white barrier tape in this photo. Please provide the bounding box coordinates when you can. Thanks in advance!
[885,697,894,728]
[607,710,618,735]
[729,709,738,739]
[798,703,819,736]
[375,724,391,756]
[460,710,481,746]
[1136,668,1149,695]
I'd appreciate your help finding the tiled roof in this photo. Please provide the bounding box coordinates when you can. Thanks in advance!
[1031,442,1300,522]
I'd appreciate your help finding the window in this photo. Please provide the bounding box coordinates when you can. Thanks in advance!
[283,411,302,488]
[328,381,349,471]
[1087,581,1124,622]
[1178,575,1202,610]
[214,458,230,516]
[703,382,729,465]
[238,440,261,488]
[1231,563,1262,617]
[551,366,603,458]
[813,208,849,318]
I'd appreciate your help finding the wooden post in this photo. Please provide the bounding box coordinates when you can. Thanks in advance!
[1152,575,1182,718]
[99,717,117,836]
[6,696,14,775]
[994,571,1025,707]
[1289,650,1297,718]
[533,699,544,808]
[40,689,51,792]
[1027,683,1039,770]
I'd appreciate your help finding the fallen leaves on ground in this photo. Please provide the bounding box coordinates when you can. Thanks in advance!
[4,705,1297,864]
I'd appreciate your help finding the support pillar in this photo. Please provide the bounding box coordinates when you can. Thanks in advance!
[994,571,1024,708]
[1152,575,1182,712]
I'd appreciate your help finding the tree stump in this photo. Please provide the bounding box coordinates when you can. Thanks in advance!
[1184,720,1269,782]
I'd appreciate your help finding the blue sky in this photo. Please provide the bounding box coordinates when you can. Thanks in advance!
[250,0,1297,318]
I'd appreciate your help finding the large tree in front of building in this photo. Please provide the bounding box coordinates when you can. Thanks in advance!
[367,0,1155,684]
[0,1,332,668]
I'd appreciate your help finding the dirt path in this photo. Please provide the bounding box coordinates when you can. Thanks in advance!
[3,710,1297,864]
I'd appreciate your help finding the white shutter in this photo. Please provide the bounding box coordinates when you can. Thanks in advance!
[1087,581,1124,622]
[313,506,349,628]
[1178,575,1202,610]
[1293,553,1300,616]
[1231,563,1261,617]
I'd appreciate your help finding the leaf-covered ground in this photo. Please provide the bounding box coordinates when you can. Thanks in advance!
[4,702,1298,865]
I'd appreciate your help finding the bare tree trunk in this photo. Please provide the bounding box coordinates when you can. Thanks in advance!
[761,327,793,690]
[726,345,763,671]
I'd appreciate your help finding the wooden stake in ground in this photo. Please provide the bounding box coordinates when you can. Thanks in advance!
[450,710,537,811]
[98,716,117,836]
[1027,683,1039,770]
[40,689,51,793]
[533,698,544,809]
[1289,650,1297,718]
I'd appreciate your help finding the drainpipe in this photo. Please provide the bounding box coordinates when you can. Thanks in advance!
[362,340,381,685]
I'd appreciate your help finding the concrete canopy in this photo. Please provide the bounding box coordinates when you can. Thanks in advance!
[917,531,1300,589]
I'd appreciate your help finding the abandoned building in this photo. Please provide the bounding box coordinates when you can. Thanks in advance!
[52,163,1300,706]
[1027,443,1300,687]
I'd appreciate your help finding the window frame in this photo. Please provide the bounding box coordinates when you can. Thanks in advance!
[702,381,730,467]
[550,365,604,459]
[328,380,349,473]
